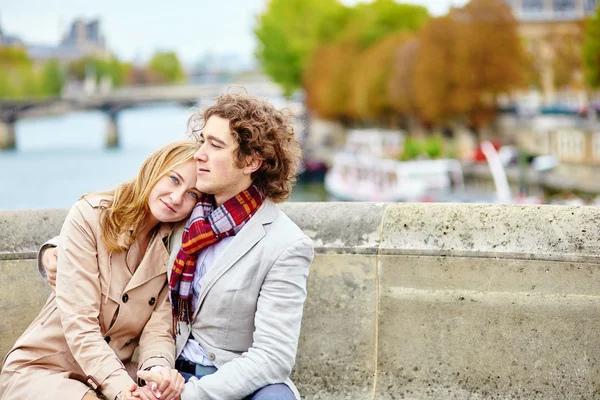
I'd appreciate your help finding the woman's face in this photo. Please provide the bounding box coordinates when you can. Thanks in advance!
[148,160,201,223]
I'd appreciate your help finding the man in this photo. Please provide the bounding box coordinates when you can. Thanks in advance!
[39,93,314,400]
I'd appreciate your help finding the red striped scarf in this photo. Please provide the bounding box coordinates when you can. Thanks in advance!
[169,185,264,332]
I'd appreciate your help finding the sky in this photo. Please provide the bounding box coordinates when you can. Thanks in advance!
[1,0,469,67]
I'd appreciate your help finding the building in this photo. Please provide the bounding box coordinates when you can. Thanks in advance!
[504,0,599,105]
[0,18,109,62]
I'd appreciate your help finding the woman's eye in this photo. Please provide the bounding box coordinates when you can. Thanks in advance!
[170,176,179,184]
[189,192,199,199]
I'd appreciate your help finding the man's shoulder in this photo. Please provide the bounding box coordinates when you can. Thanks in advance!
[262,202,311,248]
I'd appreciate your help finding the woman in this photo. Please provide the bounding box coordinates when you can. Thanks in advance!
[0,140,201,400]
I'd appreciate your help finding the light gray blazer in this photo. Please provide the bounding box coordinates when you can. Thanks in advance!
[170,199,314,400]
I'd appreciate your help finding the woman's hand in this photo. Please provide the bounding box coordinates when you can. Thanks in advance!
[137,368,185,400]
[118,383,138,399]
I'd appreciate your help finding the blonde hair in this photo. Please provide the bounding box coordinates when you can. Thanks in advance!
[88,140,199,253]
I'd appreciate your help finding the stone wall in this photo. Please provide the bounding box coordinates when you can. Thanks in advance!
[2,203,600,399]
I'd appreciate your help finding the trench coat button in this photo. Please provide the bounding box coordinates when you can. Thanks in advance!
[149,297,156,306]
[208,353,216,361]
[122,293,129,303]
[104,336,111,343]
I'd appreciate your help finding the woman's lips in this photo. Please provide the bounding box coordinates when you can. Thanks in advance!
[161,200,176,212]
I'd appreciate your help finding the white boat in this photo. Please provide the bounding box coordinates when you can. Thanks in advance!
[325,129,465,202]
[325,129,541,203]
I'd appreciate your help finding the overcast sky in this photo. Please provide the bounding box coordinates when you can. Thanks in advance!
[1,0,469,66]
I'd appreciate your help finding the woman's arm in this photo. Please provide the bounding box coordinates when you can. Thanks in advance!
[55,200,135,400]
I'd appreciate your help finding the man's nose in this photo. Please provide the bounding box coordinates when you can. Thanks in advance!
[194,147,207,161]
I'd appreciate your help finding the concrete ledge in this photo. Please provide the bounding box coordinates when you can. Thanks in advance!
[2,203,600,399]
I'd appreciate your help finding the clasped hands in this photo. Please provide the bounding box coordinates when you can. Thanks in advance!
[120,368,185,400]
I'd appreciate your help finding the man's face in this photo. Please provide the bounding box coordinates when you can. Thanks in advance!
[193,115,257,205]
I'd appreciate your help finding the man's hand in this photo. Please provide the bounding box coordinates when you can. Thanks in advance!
[137,368,185,400]
[42,246,58,287]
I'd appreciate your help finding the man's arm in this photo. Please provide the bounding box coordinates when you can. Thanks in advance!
[181,236,314,400]
[38,236,60,289]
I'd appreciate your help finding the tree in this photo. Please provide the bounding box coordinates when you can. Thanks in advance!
[303,0,429,122]
[414,0,525,128]
[550,29,585,90]
[41,59,65,96]
[148,51,185,83]
[304,39,362,120]
[583,4,600,88]
[389,37,420,119]
[451,0,525,126]
[255,0,346,96]
[414,15,459,125]
[0,47,39,99]
[67,56,129,87]
[339,0,428,48]
[349,32,412,122]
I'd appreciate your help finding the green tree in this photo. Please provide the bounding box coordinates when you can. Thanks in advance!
[41,59,65,96]
[340,0,428,48]
[148,51,185,83]
[583,4,600,88]
[67,56,129,87]
[0,47,40,99]
[255,0,346,96]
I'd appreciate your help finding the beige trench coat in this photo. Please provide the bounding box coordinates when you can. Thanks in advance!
[0,195,176,400]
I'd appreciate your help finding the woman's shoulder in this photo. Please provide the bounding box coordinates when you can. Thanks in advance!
[66,194,113,226]
[81,193,113,209]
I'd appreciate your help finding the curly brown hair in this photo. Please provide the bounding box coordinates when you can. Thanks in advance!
[188,93,302,203]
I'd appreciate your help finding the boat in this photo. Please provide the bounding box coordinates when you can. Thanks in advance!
[325,128,542,204]
[325,129,465,202]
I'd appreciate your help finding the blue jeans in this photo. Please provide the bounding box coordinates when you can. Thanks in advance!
[179,368,295,400]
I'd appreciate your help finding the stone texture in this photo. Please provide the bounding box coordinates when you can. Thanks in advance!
[0,259,52,359]
[2,203,600,399]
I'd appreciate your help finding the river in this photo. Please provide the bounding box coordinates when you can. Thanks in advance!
[0,103,328,210]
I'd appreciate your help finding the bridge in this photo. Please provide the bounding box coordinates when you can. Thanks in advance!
[0,80,286,150]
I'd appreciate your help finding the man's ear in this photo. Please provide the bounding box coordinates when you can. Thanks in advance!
[243,156,262,175]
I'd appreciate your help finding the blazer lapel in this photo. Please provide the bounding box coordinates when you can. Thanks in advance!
[192,200,277,317]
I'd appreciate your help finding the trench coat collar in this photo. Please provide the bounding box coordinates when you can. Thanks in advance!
[123,223,172,292]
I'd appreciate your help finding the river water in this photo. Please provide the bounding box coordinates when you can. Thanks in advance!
[0,103,327,210]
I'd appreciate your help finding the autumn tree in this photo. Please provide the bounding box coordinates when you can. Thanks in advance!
[303,0,428,122]
[304,39,362,121]
[388,37,420,125]
[452,0,525,126]
[583,4,600,88]
[414,15,459,125]
[415,0,525,128]
[349,32,412,122]
[550,28,585,90]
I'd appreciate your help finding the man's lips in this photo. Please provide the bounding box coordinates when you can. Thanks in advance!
[160,200,176,213]
[197,167,210,174]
